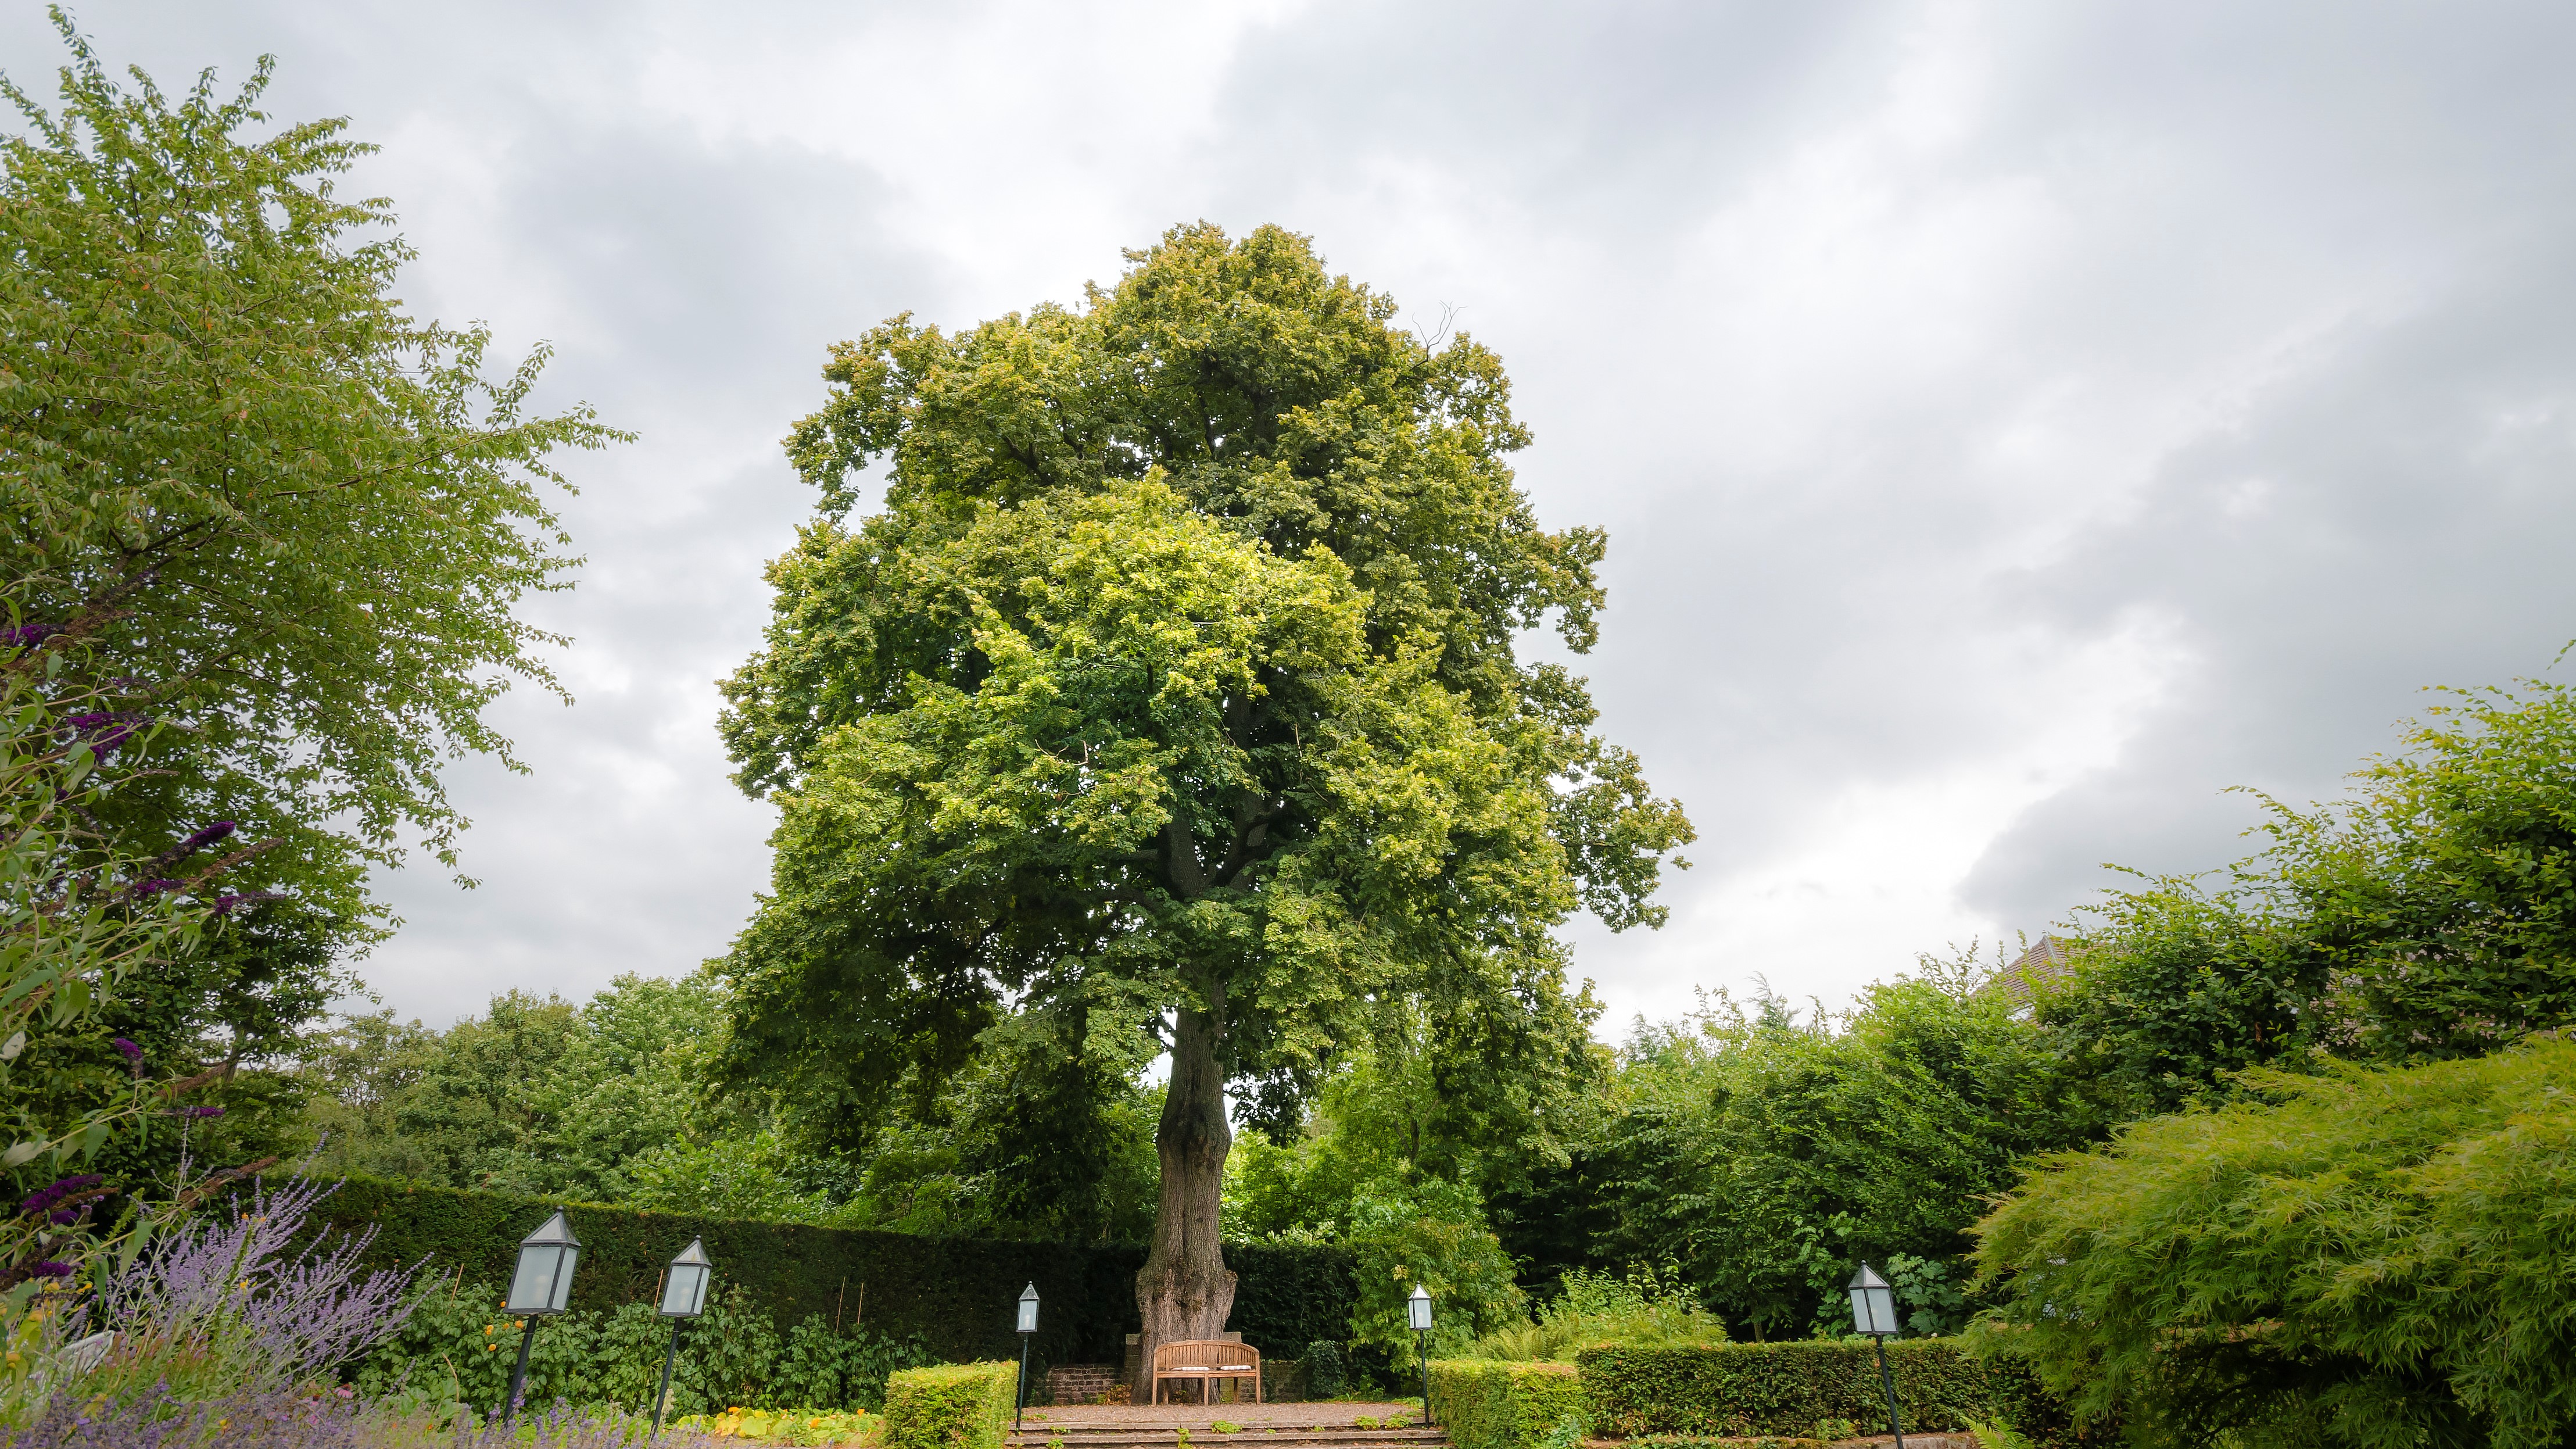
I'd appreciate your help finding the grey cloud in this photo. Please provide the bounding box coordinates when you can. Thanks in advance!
[8,1,2572,1030]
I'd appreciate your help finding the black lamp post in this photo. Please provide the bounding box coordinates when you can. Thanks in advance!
[500,1209,582,1421]
[1015,1283,1039,1432]
[1407,1285,1434,1426]
[651,1238,714,1439]
[1847,1264,1904,1449]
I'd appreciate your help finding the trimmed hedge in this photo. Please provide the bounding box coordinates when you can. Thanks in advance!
[1427,1360,1587,1449]
[884,1362,1019,1449]
[291,1175,1355,1367]
[1576,1341,1997,1440]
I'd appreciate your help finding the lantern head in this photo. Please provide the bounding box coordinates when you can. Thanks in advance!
[503,1210,582,1315]
[1847,1263,1899,1337]
[661,1237,713,1318]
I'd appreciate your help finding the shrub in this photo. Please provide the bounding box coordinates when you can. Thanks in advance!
[882,1361,1017,1449]
[1468,1266,1725,1362]
[1303,1340,1346,1398]
[1577,1340,1991,1439]
[1971,1040,2576,1448]
[1426,1359,1586,1449]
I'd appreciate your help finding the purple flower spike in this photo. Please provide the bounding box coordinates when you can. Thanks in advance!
[113,1037,142,1064]
[28,1261,73,1278]
[179,821,238,853]
[185,1106,225,1119]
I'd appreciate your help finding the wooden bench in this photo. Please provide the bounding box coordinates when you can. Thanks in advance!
[1149,1339,1261,1405]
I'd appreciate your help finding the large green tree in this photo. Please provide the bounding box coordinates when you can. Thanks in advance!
[718,224,1692,1353]
[0,15,623,943]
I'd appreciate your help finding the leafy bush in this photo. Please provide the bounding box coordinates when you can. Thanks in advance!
[1575,1340,1996,1440]
[882,1362,1017,1449]
[1971,1039,2576,1448]
[1425,1359,1586,1449]
[1467,1266,1725,1362]
[1304,1340,1346,1398]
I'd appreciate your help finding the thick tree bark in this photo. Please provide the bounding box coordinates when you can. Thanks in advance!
[1137,988,1236,1383]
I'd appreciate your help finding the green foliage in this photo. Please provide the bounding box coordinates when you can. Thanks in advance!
[0,14,624,934]
[1467,1266,1725,1362]
[715,225,1689,1249]
[300,975,790,1210]
[1340,1179,1525,1359]
[0,628,258,1210]
[1970,1038,2576,1449]
[1567,959,2091,1341]
[1303,1341,1346,1398]
[882,1362,1016,1449]
[2043,675,2576,1109]
[1424,1359,1586,1449]
[1575,1340,2009,1440]
[354,1273,932,1418]
[298,1173,1354,1368]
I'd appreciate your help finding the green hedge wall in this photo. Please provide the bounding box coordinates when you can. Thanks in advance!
[1426,1360,1587,1449]
[294,1175,1353,1368]
[884,1362,1019,1449]
[1576,1341,2001,1440]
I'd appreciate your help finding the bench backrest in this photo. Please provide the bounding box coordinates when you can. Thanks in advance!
[1152,1339,1260,1371]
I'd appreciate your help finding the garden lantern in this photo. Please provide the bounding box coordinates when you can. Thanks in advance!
[500,1210,582,1420]
[650,1238,714,1439]
[1847,1265,1905,1449]
[1408,1285,1435,1426]
[1016,1283,1039,1432]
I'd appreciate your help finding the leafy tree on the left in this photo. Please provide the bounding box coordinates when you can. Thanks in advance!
[0,13,624,1172]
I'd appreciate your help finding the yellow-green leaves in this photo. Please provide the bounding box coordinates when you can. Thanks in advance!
[719,224,1689,1159]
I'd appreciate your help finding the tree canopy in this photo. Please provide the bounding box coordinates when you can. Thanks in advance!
[0,15,624,938]
[716,223,1692,1348]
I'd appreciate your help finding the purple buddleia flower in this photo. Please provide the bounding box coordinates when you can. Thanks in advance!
[20,1174,101,1219]
[0,622,61,648]
[60,710,147,756]
[177,821,237,853]
[208,890,284,917]
[184,1106,225,1119]
[112,1037,142,1064]
[27,1261,73,1278]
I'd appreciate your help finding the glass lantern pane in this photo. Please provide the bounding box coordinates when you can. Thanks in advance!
[662,1264,705,1316]
[1866,1286,1898,1335]
[1017,1300,1038,1333]
[547,1247,581,1312]
[505,1246,558,1314]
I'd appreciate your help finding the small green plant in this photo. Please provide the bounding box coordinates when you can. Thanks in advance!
[1177,1428,1192,1448]
[1049,1438,1067,1449]
[1966,1421,2036,1449]
[1353,1416,1380,1430]
[1814,1419,1857,1443]
[1213,1423,1243,1434]
[1536,1414,1587,1449]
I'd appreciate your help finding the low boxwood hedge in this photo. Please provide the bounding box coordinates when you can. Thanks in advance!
[1576,1340,1998,1440]
[1426,1359,1587,1449]
[884,1361,1020,1449]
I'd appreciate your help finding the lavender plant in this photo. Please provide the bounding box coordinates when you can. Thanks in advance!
[76,1173,419,1407]
[0,1384,732,1448]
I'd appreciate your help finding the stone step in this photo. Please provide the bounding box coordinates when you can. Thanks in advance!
[1004,1423,1453,1433]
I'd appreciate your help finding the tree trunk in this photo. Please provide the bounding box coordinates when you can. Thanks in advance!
[1137,992,1236,1390]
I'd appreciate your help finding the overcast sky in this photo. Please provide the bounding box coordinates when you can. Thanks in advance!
[12,1,2574,1036]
